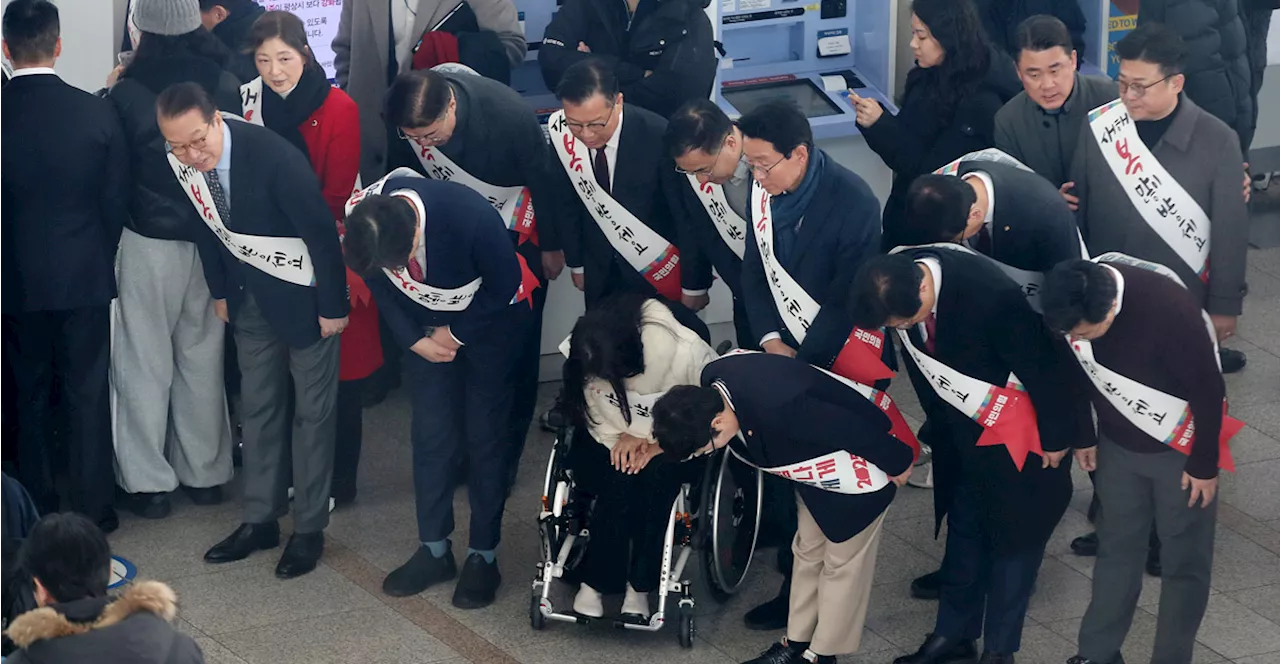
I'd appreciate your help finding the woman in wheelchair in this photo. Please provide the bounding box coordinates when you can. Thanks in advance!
[559,294,718,622]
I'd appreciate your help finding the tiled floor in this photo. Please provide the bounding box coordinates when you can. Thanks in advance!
[110,244,1280,664]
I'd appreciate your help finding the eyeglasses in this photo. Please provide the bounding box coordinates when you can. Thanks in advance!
[674,135,727,176]
[398,126,446,146]
[165,124,213,157]
[563,103,616,132]
[1117,75,1171,99]
[749,155,787,177]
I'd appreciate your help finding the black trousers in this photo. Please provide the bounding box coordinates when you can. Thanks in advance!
[332,377,366,499]
[934,481,1048,654]
[409,306,531,550]
[2,307,114,521]
[570,434,691,594]
[503,286,547,487]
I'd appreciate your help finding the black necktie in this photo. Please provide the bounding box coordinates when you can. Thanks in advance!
[594,148,611,196]
[973,224,992,256]
[205,171,231,224]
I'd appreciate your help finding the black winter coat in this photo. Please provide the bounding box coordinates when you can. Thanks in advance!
[975,0,1088,63]
[539,0,717,119]
[107,55,242,243]
[861,48,1022,250]
[1139,0,1255,151]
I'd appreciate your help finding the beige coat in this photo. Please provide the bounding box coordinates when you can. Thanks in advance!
[584,300,718,450]
[332,0,527,182]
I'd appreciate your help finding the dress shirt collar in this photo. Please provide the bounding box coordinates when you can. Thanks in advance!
[11,66,57,78]
[215,119,233,173]
[917,257,942,316]
[1104,263,1125,318]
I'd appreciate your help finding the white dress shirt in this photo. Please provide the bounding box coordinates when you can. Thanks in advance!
[11,66,57,78]
[915,257,942,346]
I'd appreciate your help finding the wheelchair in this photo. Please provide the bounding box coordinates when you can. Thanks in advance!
[530,424,763,648]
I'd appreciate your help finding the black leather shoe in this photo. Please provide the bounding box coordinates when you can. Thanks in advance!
[183,485,223,506]
[275,532,324,579]
[1066,656,1112,664]
[125,492,172,519]
[744,580,790,630]
[382,545,457,597]
[540,397,567,433]
[204,522,280,563]
[96,509,120,535]
[1070,532,1099,557]
[1145,546,1162,577]
[452,553,501,609]
[1220,348,1246,374]
[979,653,1014,664]
[911,570,943,600]
[741,641,804,664]
[894,634,978,664]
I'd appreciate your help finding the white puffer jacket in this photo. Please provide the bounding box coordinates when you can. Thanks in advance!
[585,300,718,450]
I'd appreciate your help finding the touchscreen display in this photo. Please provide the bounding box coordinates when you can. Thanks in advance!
[722,79,844,119]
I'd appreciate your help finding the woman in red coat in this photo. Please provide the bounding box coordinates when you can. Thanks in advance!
[248,11,382,506]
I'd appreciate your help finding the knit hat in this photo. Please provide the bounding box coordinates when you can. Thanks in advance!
[130,0,203,37]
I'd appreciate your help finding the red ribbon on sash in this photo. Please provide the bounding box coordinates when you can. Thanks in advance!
[972,382,1044,471]
[1169,402,1242,472]
[867,388,922,462]
[513,253,540,308]
[830,327,895,385]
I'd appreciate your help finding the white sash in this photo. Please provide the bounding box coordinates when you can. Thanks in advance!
[1088,100,1210,279]
[890,242,1049,312]
[345,168,482,311]
[719,349,893,495]
[895,329,1022,425]
[407,142,534,235]
[547,110,680,284]
[749,183,820,342]
[166,145,315,287]
[687,175,747,260]
[240,77,264,126]
[587,385,665,429]
[934,148,1034,176]
[1069,252,1220,450]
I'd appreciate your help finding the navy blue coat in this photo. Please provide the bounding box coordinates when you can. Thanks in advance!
[740,151,882,369]
[367,178,523,350]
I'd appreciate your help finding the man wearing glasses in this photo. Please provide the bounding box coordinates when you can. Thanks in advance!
[384,66,558,492]
[546,58,695,310]
[1069,23,1249,376]
[664,99,753,344]
[156,82,350,580]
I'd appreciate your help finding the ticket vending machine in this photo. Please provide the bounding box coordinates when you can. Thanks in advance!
[507,0,900,137]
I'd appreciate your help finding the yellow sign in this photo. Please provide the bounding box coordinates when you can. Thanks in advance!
[1109,15,1137,31]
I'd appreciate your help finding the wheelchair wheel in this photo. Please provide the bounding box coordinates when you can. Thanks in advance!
[538,427,590,571]
[699,448,763,602]
[529,594,546,630]
[677,608,695,649]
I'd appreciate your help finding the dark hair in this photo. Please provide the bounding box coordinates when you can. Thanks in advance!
[130,28,232,72]
[903,174,976,244]
[905,0,993,117]
[385,70,452,129]
[1115,23,1187,77]
[343,194,418,276]
[847,254,926,329]
[157,81,218,122]
[2,0,58,64]
[556,57,619,105]
[736,100,813,158]
[18,513,111,604]
[1042,260,1119,334]
[1015,14,1074,57]
[652,385,725,460]
[198,0,224,10]
[561,294,651,428]
[665,98,734,160]
[247,10,316,69]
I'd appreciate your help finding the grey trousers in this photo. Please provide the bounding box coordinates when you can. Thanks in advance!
[234,293,339,534]
[1078,437,1218,664]
[112,228,233,494]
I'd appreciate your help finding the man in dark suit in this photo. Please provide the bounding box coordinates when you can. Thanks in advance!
[156,83,349,579]
[652,352,915,664]
[734,99,886,631]
[342,170,535,609]
[546,58,697,310]
[1,0,129,533]
[903,163,1084,276]
[849,250,1092,664]
[664,98,754,347]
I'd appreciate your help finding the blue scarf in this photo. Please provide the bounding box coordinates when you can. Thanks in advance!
[767,148,825,267]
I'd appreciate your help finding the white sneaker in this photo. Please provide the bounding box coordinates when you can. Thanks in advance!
[573,583,605,618]
[907,461,934,489]
[621,584,650,619]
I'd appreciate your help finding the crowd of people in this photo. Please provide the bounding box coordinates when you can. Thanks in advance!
[0,0,1272,661]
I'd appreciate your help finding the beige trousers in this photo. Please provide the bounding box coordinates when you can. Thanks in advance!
[786,494,887,656]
